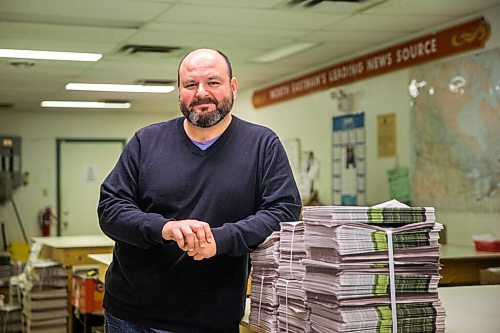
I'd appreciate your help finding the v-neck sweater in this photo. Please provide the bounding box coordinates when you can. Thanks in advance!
[98,116,301,332]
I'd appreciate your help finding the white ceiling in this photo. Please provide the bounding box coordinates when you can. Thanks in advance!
[1,0,499,115]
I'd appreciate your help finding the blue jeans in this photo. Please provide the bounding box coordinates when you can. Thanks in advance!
[104,312,175,333]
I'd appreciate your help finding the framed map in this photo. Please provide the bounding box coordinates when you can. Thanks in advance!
[410,47,500,212]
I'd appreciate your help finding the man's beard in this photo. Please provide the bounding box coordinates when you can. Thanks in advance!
[180,95,233,128]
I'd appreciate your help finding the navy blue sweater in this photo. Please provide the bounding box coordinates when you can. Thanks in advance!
[98,116,301,332]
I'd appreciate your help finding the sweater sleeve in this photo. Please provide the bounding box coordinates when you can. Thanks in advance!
[97,133,168,249]
[211,136,301,256]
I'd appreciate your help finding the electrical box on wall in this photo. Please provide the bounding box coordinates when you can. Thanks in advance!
[338,93,354,113]
[0,136,22,189]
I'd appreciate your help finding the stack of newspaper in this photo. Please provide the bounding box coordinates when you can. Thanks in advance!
[302,201,446,333]
[276,222,310,333]
[0,303,22,333]
[22,261,69,333]
[249,231,280,333]
[278,222,307,281]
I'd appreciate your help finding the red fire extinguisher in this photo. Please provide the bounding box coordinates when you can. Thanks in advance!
[39,207,55,236]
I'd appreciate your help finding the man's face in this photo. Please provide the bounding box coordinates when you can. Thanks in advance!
[178,51,237,128]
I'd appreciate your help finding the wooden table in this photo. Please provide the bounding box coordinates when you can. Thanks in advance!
[439,285,500,333]
[440,244,500,285]
[241,285,500,333]
[32,235,114,332]
[32,235,114,266]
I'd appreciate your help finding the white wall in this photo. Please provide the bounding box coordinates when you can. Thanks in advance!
[0,110,171,243]
[234,69,410,205]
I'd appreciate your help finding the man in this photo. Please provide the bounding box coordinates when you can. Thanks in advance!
[98,48,301,332]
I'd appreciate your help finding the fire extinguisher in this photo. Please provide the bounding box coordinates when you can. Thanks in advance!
[39,207,55,236]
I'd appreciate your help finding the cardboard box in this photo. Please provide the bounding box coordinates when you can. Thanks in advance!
[479,267,500,285]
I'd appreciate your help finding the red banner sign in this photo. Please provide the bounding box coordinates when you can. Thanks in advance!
[252,17,490,108]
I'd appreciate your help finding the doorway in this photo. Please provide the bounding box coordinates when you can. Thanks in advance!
[56,139,125,236]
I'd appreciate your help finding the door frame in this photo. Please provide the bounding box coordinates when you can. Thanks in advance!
[56,138,126,236]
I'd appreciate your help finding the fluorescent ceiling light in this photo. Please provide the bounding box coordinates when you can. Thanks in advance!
[0,49,102,62]
[250,42,317,63]
[66,83,175,93]
[41,101,131,109]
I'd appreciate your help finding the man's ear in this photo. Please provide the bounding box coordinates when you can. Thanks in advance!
[231,77,238,99]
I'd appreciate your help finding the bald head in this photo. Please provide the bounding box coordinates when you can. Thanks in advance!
[177,48,233,86]
[177,48,238,128]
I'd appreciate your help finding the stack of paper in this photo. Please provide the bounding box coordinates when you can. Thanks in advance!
[302,259,440,302]
[307,300,445,333]
[302,205,436,226]
[28,263,68,288]
[276,278,311,333]
[22,286,69,333]
[302,204,445,333]
[21,262,69,333]
[276,222,310,333]
[0,303,23,333]
[304,221,442,266]
[249,231,280,333]
[278,222,307,280]
[0,263,11,287]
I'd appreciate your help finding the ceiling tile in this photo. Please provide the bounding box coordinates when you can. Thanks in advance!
[281,0,387,14]
[0,37,121,54]
[302,30,405,44]
[0,0,172,27]
[179,0,285,9]
[126,29,294,52]
[325,13,456,32]
[143,22,307,39]
[0,22,137,43]
[368,0,500,16]
[156,4,348,30]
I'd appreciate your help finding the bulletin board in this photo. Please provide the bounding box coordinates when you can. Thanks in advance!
[332,113,366,206]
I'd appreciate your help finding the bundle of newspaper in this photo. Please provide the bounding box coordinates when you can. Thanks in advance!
[302,201,445,333]
[304,221,442,266]
[249,231,280,333]
[276,278,311,333]
[307,299,445,333]
[278,221,307,280]
[302,259,440,303]
[276,222,310,333]
[302,202,435,227]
